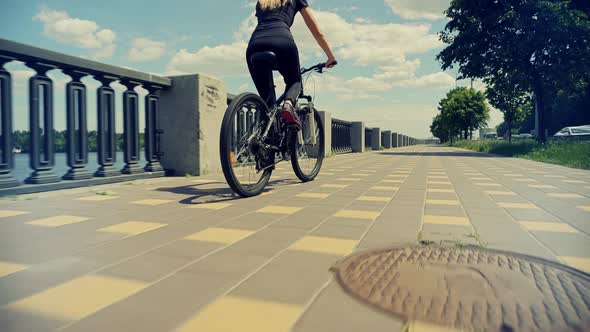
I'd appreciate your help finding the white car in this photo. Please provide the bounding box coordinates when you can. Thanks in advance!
[553,125,590,137]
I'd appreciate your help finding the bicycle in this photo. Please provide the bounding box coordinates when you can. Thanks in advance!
[219,51,337,197]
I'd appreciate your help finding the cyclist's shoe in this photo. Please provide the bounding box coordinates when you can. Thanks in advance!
[280,103,301,129]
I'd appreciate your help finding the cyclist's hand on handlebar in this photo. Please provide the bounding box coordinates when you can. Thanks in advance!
[325,57,338,68]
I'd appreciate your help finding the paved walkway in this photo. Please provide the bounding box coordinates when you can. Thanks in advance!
[0,145,589,331]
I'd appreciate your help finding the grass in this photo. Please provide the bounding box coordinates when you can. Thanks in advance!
[449,140,590,170]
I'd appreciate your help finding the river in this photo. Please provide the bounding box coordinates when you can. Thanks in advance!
[12,152,148,182]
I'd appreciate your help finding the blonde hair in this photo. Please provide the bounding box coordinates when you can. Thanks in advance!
[258,0,292,10]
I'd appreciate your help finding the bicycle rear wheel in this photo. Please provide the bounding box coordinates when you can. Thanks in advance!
[290,107,324,182]
[220,93,272,197]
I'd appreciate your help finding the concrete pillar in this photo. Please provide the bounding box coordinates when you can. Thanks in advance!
[382,130,391,148]
[402,135,407,146]
[351,121,365,153]
[371,127,381,150]
[318,111,332,157]
[159,74,227,176]
[392,132,399,147]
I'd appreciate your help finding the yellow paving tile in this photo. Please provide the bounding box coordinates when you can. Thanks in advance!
[27,215,91,227]
[9,274,147,321]
[189,202,233,210]
[296,193,331,199]
[371,186,399,191]
[320,172,334,175]
[334,209,380,220]
[357,196,391,202]
[0,210,30,218]
[470,177,492,181]
[191,179,215,184]
[529,184,557,189]
[404,320,462,332]
[563,180,586,184]
[497,202,539,209]
[176,295,303,332]
[320,184,348,189]
[577,205,590,212]
[426,200,460,206]
[381,179,403,184]
[503,174,524,177]
[336,178,361,181]
[131,199,174,206]
[423,215,470,226]
[257,205,302,215]
[519,221,578,233]
[544,175,565,178]
[547,193,585,199]
[0,261,28,278]
[515,179,538,182]
[185,227,254,244]
[428,181,452,185]
[387,174,407,178]
[427,189,455,193]
[428,176,449,179]
[475,183,501,187]
[98,221,166,236]
[485,191,516,196]
[77,195,120,201]
[560,256,590,273]
[350,174,369,177]
[289,236,358,256]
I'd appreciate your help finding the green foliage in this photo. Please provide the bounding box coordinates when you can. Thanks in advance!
[450,140,590,169]
[486,77,533,142]
[431,87,490,143]
[438,0,590,141]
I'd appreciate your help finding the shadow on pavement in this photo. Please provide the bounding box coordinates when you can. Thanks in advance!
[154,177,300,205]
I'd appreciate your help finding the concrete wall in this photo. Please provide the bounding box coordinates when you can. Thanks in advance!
[382,130,391,148]
[318,111,332,157]
[371,127,381,150]
[159,74,226,176]
[351,122,365,153]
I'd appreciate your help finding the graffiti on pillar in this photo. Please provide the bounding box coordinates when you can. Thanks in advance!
[204,85,221,110]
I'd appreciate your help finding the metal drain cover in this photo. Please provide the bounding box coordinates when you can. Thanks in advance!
[331,245,590,331]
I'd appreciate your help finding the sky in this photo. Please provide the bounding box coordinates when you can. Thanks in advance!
[1,0,503,138]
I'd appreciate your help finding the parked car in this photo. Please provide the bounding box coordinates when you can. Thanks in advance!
[553,125,590,137]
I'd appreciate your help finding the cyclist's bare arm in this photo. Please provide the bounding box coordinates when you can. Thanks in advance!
[300,7,337,67]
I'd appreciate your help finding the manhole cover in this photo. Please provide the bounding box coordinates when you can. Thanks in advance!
[331,245,590,331]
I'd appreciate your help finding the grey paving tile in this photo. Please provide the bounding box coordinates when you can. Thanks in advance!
[292,281,404,332]
[531,232,590,258]
[99,252,193,283]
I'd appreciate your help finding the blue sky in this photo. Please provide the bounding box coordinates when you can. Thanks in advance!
[1,0,502,137]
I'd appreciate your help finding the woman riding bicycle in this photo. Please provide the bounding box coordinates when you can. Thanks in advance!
[246,0,337,129]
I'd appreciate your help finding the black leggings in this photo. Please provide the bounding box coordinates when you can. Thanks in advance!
[246,36,302,108]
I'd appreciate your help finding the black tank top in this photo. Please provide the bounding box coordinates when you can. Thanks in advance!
[250,0,309,41]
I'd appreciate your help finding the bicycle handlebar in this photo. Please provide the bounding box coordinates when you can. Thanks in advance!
[301,60,338,75]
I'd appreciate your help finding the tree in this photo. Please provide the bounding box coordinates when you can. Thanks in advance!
[486,78,532,143]
[437,0,590,142]
[431,87,490,143]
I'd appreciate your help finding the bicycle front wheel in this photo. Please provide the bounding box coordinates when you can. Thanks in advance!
[220,93,272,197]
[290,108,324,182]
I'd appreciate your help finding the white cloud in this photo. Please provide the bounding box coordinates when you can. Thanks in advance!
[128,38,166,62]
[33,8,117,58]
[384,0,449,20]
[166,8,446,100]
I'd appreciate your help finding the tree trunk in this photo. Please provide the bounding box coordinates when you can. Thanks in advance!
[534,83,546,143]
[508,120,512,144]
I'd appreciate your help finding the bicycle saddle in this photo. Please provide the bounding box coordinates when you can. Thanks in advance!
[250,51,278,70]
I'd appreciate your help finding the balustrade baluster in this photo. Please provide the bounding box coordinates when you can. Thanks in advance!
[144,85,163,172]
[25,62,59,184]
[63,69,91,180]
[95,75,119,177]
[0,56,19,188]
[121,80,142,174]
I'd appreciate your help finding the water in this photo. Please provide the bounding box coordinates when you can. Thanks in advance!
[12,152,148,182]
